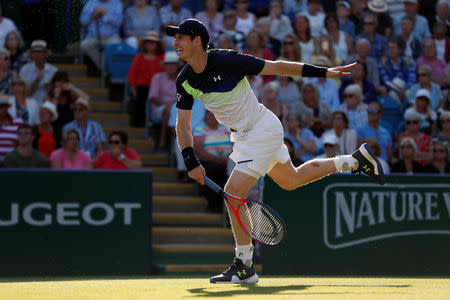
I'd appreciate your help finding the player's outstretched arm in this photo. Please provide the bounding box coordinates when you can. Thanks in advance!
[259,60,357,78]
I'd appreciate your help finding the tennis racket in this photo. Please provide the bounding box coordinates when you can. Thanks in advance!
[204,176,287,246]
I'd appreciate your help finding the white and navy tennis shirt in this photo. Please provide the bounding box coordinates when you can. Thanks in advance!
[176,49,266,132]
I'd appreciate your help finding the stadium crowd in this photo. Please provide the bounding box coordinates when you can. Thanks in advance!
[1,0,450,186]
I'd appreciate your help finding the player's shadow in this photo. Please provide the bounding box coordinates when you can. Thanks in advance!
[187,284,411,297]
[188,285,310,297]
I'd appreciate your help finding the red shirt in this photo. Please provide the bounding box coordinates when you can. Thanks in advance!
[94,148,140,170]
[127,53,164,86]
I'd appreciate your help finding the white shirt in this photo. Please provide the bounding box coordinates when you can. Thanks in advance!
[19,62,58,105]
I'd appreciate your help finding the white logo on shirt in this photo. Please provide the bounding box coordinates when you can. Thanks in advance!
[213,75,221,82]
[176,93,181,102]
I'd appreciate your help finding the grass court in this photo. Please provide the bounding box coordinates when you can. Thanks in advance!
[1,276,449,299]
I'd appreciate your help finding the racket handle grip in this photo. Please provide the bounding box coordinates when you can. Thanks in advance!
[204,176,223,195]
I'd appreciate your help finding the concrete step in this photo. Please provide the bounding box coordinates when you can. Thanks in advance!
[48,54,78,64]
[152,227,233,244]
[104,127,145,139]
[71,76,102,89]
[54,63,87,77]
[90,112,129,127]
[128,139,154,154]
[147,167,178,182]
[142,153,169,167]
[91,101,122,113]
[153,182,196,195]
[152,213,222,226]
[152,195,206,213]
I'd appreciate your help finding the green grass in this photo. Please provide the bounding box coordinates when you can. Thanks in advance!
[0,276,449,299]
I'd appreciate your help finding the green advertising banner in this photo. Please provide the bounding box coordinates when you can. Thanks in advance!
[263,175,450,276]
[0,169,152,276]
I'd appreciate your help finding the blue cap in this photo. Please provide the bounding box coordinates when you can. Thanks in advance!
[166,18,209,46]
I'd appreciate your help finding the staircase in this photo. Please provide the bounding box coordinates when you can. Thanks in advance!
[51,53,241,275]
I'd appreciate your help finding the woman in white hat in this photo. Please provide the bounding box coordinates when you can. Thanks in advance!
[127,31,164,127]
[8,76,39,125]
[33,101,59,158]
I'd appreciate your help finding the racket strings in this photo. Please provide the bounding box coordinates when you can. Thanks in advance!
[240,202,286,245]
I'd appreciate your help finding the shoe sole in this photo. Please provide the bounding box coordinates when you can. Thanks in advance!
[210,273,259,284]
[360,144,386,185]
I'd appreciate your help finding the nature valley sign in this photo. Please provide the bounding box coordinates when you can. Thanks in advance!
[323,183,450,249]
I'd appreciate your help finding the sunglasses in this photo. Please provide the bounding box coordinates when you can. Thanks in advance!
[109,140,121,145]
[18,131,32,136]
[344,94,355,98]
[73,108,87,112]
[283,41,294,45]
[224,14,236,18]
[12,82,25,86]
[417,73,428,77]
[400,144,413,149]
[364,22,375,25]
[324,143,335,147]
[433,148,446,153]
[405,120,420,125]
[368,108,380,114]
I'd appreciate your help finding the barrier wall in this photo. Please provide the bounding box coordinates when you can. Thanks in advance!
[0,169,152,276]
[263,174,450,276]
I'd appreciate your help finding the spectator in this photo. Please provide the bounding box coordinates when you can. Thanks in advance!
[195,0,223,39]
[261,81,288,127]
[19,40,58,105]
[323,110,357,154]
[236,0,256,36]
[243,29,275,83]
[94,130,142,170]
[397,110,433,164]
[404,89,438,135]
[284,113,318,162]
[349,0,366,32]
[294,81,332,137]
[283,137,303,167]
[345,38,380,87]
[62,98,106,159]
[424,140,450,173]
[215,9,246,51]
[364,136,390,174]
[316,133,339,158]
[123,0,161,49]
[0,94,22,164]
[193,110,232,212]
[49,129,92,170]
[416,37,450,88]
[148,50,180,150]
[310,35,342,67]
[0,9,18,48]
[304,0,325,38]
[397,15,422,61]
[45,71,89,145]
[79,0,123,71]
[356,101,393,162]
[3,124,48,168]
[160,0,193,47]
[431,22,450,63]
[33,101,59,159]
[367,0,393,39]
[0,47,12,94]
[7,77,39,126]
[355,12,387,60]
[216,33,236,50]
[276,75,301,108]
[439,92,450,114]
[435,111,450,144]
[279,33,301,62]
[391,137,427,174]
[379,39,416,89]
[337,1,356,37]
[323,13,353,62]
[127,31,165,127]
[292,13,316,62]
[386,76,408,108]
[339,60,376,104]
[406,65,443,110]
[337,83,368,129]
[259,0,294,44]
[306,56,340,112]
[4,30,30,78]
[393,0,431,43]
[430,0,450,38]
[283,0,307,20]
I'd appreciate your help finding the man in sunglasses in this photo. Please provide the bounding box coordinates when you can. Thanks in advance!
[355,101,394,164]
[94,130,141,170]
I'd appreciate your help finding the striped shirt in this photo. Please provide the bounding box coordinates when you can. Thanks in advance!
[193,124,232,157]
[0,116,23,162]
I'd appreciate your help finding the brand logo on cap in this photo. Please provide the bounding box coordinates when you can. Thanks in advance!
[213,75,221,82]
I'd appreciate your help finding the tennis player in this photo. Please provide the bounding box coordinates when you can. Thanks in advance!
[166,19,385,284]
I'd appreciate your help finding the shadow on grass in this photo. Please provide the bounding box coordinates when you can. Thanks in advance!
[188,284,411,297]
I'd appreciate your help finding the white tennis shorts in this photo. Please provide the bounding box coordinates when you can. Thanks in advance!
[229,107,290,179]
